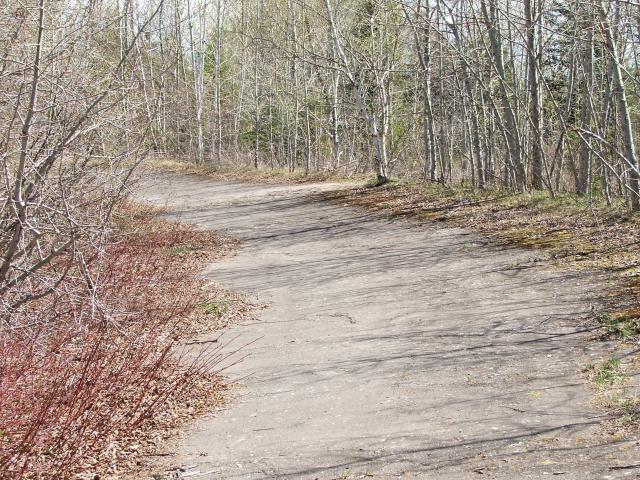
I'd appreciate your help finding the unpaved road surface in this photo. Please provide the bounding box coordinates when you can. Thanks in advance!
[140,174,638,480]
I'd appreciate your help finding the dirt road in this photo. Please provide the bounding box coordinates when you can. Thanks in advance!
[140,174,637,479]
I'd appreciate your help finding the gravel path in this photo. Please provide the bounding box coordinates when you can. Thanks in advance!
[140,173,637,480]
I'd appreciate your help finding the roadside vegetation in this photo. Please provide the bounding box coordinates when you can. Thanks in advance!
[148,157,369,185]
[1,202,253,477]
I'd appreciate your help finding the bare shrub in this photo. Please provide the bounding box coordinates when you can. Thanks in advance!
[0,203,240,477]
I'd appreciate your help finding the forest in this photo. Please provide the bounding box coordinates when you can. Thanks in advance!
[2,0,640,477]
[26,0,639,201]
[6,0,640,197]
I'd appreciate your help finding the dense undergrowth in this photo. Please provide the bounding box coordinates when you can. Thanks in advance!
[0,203,251,478]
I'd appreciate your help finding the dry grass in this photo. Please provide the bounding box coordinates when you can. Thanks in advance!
[145,156,368,185]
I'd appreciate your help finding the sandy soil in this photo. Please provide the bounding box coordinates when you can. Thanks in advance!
[139,173,638,480]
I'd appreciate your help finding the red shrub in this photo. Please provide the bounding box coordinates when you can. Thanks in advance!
[0,205,238,478]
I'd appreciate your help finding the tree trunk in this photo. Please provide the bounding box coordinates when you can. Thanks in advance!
[480,0,525,191]
[525,0,544,189]
[599,0,640,209]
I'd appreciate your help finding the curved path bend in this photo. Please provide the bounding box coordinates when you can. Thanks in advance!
[140,174,636,480]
